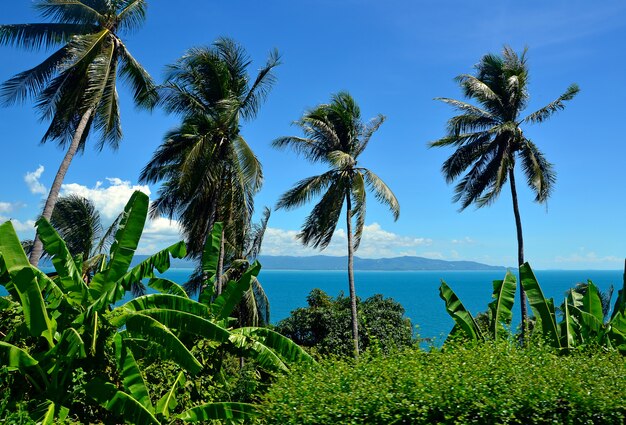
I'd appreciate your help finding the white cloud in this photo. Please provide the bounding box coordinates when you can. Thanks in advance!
[61,178,150,220]
[554,251,622,268]
[24,165,47,195]
[452,236,474,245]
[137,216,184,255]
[0,202,23,213]
[261,222,432,258]
[0,216,36,233]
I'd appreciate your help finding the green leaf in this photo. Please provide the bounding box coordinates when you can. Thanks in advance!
[156,371,185,419]
[0,341,38,369]
[113,294,212,320]
[439,280,483,341]
[178,402,259,422]
[487,271,516,340]
[115,241,187,297]
[228,333,288,373]
[211,261,261,320]
[232,327,314,365]
[38,400,56,425]
[202,222,223,279]
[0,221,31,296]
[519,263,561,348]
[569,305,604,342]
[85,378,160,425]
[560,299,577,350]
[582,281,604,323]
[89,191,149,300]
[123,313,202,375]
[36,217,88,304]
[148,277,188,298]
[114,333,152,412]
[12,267,55,347]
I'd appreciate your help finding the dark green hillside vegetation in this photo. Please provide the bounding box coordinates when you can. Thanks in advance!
[262,344,626,425]
[276,289,415,357]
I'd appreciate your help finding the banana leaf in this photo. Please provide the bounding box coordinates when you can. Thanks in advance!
[202,222,223,279]
[114,333,152,412]
[148,277,188,298]
[211,261,261,320]
[519,263,561,348]
[569,305,604,342]
[119,308,231,343]
[0,221,31,297]
[0,341,39,369]
[12,267,55,347]
[582,281,604,323]
[178,402,259,422]
[86,378,160,425]
[232,327,314,364]
[487,271,516,340]
[156,371,185,419]
[228,333,288,373]
[35,217,87,303]
[123,313,202,375]
[559,299,577,350]
[89,191,148,299]
[113,294,212,320]
[439,280,483,341]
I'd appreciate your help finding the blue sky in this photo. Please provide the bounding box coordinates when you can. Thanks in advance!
[1,0,624,270]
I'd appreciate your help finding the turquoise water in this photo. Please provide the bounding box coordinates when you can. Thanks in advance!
[2,268,622,343]
[161,268,622,343]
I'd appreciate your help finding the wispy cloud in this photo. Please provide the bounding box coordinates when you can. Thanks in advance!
[24,165,47,195]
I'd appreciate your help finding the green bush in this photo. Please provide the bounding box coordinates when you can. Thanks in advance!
[261,343,626,424]
[275,289,414,357]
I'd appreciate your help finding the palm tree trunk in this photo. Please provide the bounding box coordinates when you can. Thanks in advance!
[29,107,95,267]
[509,168,528,341]
[345,193,359,357]
[216,225,226,295]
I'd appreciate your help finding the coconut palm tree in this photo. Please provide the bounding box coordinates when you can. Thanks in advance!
[0,0,156,267]
[430,46,579,337]
[21,194,121,281]
[274,92,400,356]
[139,38,279,294]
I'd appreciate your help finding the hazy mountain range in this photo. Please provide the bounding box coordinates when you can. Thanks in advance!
[132,255,505,271]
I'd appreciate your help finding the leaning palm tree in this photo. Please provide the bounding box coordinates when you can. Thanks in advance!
[140,38,279,294]
[274,92,400,356]
[430,46,579,337]
[0,0,156,266]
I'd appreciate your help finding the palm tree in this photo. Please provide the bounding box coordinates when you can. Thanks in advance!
[274,92,400,356]
[140,38,279,294]
[430,46,579,337]
[21,194,120,281]
[0,0,156,267]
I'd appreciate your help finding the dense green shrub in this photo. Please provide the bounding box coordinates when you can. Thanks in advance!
[275,289,414,357]
[261,343,626,424]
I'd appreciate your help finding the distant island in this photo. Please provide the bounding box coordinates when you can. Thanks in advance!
[257,255,506,271]
[130,254,505,271]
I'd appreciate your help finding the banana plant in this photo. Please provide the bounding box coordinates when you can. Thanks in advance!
[439,262,626,354]
[439,270,516,342]
[1,192,312,423]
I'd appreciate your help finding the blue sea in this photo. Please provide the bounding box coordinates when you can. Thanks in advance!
[161,268,622,343]
[2,268,622,344]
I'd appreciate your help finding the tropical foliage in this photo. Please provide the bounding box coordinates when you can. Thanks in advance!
[431,46,579,333]
[0,0,156,266]
[140,38,280,301]
[0,191,312,424]
[262,343,626,424]
[276,289,415,358]
[439,263,626,353]
[274,91,400,356]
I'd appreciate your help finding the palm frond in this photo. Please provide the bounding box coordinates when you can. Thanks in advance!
[116,0,148,33]
[353,114,385,158]
[362,170,400,220]
[523,84,580,124]
[519,138,556,203]
[116,40,157,108]
[0,23,91,50]
[298,180,346,249]
[275,171,338,211]
[35,0,104,25]
[240,48,281,121]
